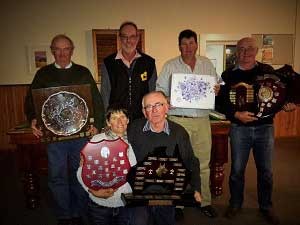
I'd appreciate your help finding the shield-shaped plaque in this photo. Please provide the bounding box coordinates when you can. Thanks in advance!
[229,73,287,118]
[81,138,131,190]
[32,84,94,142]
[256,74,286,118]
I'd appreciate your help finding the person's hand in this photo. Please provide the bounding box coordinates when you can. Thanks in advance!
[194,191,202,203]
[234,111,258,123]
[88,125,99,136]
[214,84,221,96]
[31,119,43,138]
[283,103,297,112]
[89,188,116,198]
[79,155,84,167]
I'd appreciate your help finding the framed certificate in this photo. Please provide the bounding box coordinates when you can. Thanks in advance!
[170,73,216,109]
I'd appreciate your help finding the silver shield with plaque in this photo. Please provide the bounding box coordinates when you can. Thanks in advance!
[41,91,89,136]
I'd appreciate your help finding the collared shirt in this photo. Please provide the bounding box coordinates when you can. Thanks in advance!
[54,62,72,69]
[142,120,170,135]
[233,62,258,71]
[115,50,141,68]
[156,55,217,117]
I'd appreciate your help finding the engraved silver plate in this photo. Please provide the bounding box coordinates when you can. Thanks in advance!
[41,91,89,136]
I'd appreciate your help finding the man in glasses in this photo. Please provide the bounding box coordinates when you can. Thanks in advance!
[25,34,105,225]
[128,91,202,225]
[101,21,157,122]
[156,29,219,219]
[219,37,296,225]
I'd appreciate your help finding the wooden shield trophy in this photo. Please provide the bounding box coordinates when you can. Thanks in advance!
[32,84,94,142]
[122,145,200,207]
[229,74,287,118]
[81,138,131,190]
[255,74,286,118]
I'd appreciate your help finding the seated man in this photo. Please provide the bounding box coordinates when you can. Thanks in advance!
[128,91,202,225]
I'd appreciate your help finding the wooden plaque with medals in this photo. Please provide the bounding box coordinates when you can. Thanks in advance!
[122,146,200,206]
[229,74,287,118]
[81,138,131,190]
[255,74,286,118]
[32,84,94,142]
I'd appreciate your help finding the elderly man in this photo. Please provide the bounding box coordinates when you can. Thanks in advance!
[101,21,157,122]
[25,34,105,225]
[156,29,219,218]
[219,37,296,225]
[128,91,201,225]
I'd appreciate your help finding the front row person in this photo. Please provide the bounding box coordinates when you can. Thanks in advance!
[127,91,202,225]
[77,104,137,225]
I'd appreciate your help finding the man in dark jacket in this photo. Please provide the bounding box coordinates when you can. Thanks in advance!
[101,21,157,122]
[25,34,105,225]
[219,37,295,225]
[128,91,201,225]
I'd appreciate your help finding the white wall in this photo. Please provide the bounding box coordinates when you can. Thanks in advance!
[0,0,298,84]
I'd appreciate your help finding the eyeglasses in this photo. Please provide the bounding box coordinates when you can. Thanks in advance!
[120,35,138,41]
[143,103,165,112]
[237,47,257,53]
[51,47,73,53]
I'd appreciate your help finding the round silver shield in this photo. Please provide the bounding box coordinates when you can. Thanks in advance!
[41,91,89,136]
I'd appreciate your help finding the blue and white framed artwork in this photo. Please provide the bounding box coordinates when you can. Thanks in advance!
[170,73,216,109]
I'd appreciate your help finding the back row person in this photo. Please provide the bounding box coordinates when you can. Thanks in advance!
[25,34,105,225]
[101,21,157,122]
[219,37,297,225]
[156,29,220,218]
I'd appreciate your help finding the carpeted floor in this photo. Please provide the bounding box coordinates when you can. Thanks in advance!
[1,137,299,225]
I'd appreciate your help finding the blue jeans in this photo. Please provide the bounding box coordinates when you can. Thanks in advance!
[88,200,131,225]
[229,124,274,210]
[131,206,175,225]
[47,138,88,219]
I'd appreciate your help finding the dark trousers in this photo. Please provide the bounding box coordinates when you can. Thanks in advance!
[47,138,88,219]
[229,124,274,210]
[131,206,175,225]
[88,200,131,225]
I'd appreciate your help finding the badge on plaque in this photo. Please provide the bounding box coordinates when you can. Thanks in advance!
[122,145,199,207]
[32,84,94,142]
[81,138,131,190]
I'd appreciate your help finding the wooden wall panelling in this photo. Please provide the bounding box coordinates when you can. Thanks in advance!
[0,85,29,150]
[274,107,300,137]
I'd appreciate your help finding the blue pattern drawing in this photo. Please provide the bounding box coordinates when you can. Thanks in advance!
[175,75,213,103]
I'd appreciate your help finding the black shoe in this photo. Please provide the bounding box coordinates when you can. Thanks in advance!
[57,219,72,225]
[260,209,280,225]
[175,208,184,221]
[200,205,218,218]
[224,206,241,219]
